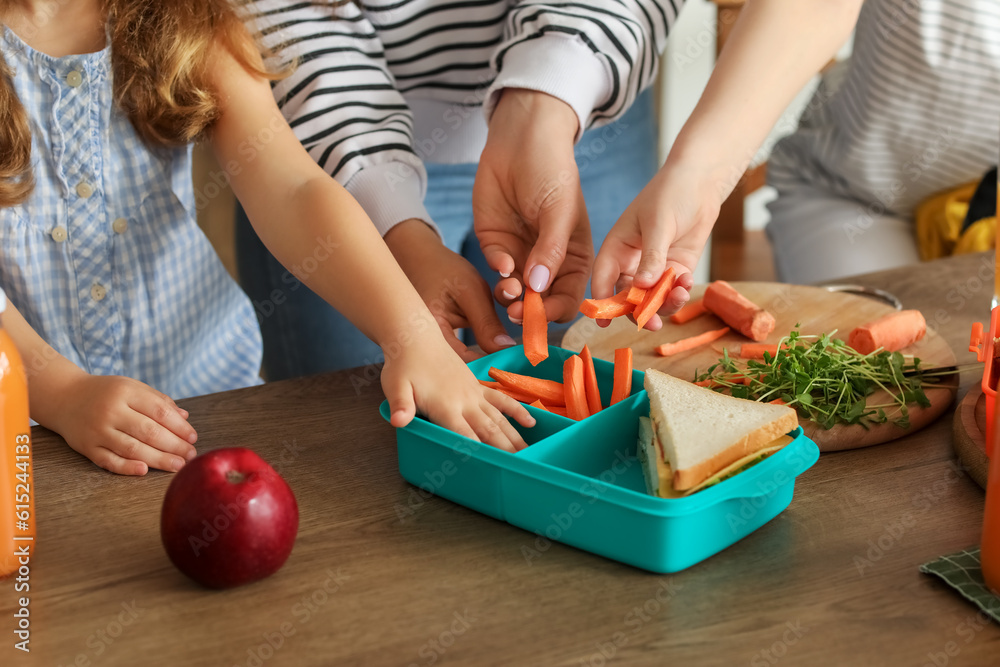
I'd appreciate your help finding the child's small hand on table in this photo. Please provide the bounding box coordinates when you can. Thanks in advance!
[51,375,198,475]
[380,332,535,452]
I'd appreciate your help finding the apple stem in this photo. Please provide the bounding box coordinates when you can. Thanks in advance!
[226,470,246,484]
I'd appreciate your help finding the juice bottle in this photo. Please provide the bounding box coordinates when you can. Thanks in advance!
[0,289,34,577]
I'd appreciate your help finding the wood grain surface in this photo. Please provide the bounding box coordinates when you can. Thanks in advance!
[1,252,998,666]
[563,282,958,452]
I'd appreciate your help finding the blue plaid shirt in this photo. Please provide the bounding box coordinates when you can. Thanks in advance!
[0,28,262,399]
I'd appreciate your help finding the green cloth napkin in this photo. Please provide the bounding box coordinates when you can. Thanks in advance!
[920,547,1000,622]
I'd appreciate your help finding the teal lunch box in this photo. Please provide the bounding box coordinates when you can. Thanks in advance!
[379,345,819,574]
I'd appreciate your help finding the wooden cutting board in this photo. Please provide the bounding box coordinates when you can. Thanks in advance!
[562,282,958,452]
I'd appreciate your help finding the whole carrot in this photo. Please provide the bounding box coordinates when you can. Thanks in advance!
[655,327,731,357]
[847,309,926,354]
[702,281,775,342]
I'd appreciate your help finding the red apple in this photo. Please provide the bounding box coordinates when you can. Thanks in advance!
[160,447,298,589]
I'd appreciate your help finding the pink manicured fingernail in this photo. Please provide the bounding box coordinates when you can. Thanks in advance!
[501,290,516,300]
[510,317,523,325]
[528,265,550,293]
[494,334,516,347]
[499,270,511,278]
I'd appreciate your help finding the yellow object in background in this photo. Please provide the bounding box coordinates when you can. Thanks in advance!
[914,181,986,259]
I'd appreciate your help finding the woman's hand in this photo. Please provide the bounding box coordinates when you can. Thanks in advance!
[474,88,593,325]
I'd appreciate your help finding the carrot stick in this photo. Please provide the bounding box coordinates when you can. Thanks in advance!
[579,344,603,414]
[634,268,676,330]
[610,347,633,405]
[737,342,785,360]
[522,288,548,366]
[655,327,731,357]
[579,291,634,319]
[529,399,548,411]
[487,368,565,406]
[626,285,647,306]
[669,298,708,325]
[563,355,590,421]
[847,309,927,355]
[546,404,569,418]
[479,380,539,405]
[702,281,775,342]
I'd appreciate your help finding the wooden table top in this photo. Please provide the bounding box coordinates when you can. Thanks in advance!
[4,252,1000,666]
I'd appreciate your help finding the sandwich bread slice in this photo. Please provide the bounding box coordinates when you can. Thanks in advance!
[638,369,799,496]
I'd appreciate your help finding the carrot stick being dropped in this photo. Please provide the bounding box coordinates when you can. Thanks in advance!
[579,345,603,414]
[669,298,708,325]
[563,355,590,421]
[655,327,731,357]
[702,281,775,342]
[847,309,927,355]
[488,368,565,406]
[634,268,676,330]
[610,347,633,404]
[626,285,647,306]
[479,380,540,405]
[522,288,548,366]
[579,291,634,319]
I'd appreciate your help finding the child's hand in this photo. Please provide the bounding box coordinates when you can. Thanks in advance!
[51,375,198,475]
[380,333,535,452]
[385,220,515,361]
[592,164,715,331]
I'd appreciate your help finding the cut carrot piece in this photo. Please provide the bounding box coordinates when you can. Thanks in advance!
[693,378,716,388]
[626,285,647,306]
[579,345,603,414]
[546,404,569,418]
[737,342,785,360]
[488,368,565,406]
[479,379,538,405]
[579,292,634,319]
[655,326,731,357]
[529,399,548,411]
[702,281,775,342]
[610,347,633,405]
[634,268,676,330]
[522,288,548,366]
[847,309,927,355]
[768,398,787,405]
[669,298,708,325]
[563,355,590,421]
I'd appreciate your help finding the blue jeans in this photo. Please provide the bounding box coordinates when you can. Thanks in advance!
[235,89,658,379]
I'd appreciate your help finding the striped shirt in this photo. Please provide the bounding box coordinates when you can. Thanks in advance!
[768,0,1000,218]
[243,0,680,236]
[0,27,263,399]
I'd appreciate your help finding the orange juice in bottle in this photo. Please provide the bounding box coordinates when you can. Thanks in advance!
[0,289,34,577]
